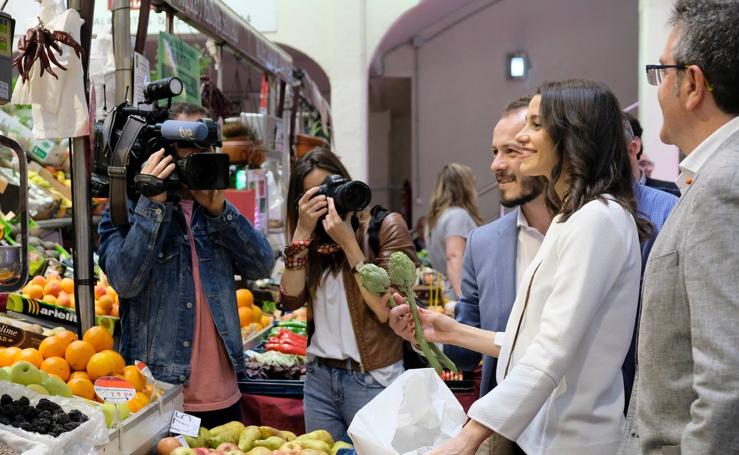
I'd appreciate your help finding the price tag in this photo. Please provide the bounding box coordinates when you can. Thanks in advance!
[170,410,201,437]
[93,376,136,404]
[134,360,155,380]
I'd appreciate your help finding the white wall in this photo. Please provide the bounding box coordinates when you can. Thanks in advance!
[262,0,419,182]
[384,0,639,221]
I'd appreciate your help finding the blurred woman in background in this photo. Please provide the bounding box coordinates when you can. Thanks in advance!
[426,163,483,300]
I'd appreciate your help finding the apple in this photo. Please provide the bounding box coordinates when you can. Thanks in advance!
[170,448,196,455]
[39,370,49,382]
[102,402,132,427]
[0,367,9,382]
[42,374,73,397]
[10,361,42,385]
[192,449,211,455]
[156,436,181,455]
[216,444,238,453]
[26,384,49,395]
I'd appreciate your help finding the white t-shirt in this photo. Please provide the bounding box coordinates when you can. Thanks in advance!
[307,270,403,386]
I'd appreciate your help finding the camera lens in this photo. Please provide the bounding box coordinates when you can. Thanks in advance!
[336,181,371,212]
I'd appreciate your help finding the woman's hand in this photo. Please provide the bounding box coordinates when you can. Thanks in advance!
[322,197,359,250]
[295,187,328,239]
[388,293,460,344]
[429,419,492,455]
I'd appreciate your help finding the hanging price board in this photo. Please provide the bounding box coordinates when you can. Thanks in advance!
[170,410,201,438]
[94,376,136,404]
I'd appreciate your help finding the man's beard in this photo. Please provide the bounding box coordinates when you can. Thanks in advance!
[499,175,546,208]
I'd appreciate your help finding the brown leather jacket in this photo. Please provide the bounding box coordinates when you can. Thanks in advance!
[280,212,417,372]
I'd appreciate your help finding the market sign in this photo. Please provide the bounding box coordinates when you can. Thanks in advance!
[156,32,201,105]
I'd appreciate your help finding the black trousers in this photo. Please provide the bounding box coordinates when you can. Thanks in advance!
[189,400,243,429]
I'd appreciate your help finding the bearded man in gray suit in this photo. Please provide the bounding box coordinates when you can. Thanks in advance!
[620,1,739,454]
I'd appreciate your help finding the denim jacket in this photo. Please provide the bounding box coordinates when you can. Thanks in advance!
[98,196,274,385]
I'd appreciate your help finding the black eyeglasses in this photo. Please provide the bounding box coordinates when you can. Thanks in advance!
[645,64,687,85]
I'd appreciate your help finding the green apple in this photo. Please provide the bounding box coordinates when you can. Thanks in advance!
[26,384,49,395]
[10,361,42,386]
[0,367,9,382]
[102,402,132,427]
[39,370,49,382]
[42,375,72,397]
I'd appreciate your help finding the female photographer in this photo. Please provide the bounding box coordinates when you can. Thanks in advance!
[390,80,650,454]
[280,148,416,442]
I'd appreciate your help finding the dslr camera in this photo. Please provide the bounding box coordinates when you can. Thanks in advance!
[312,174,372,244]
[92,77,230,226]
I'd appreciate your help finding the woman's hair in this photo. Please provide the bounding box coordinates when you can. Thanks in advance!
[286,147,358,298]
[427,163,483,232]
[537,79,652,240]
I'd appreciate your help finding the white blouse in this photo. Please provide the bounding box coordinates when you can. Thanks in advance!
[468,198,641,455]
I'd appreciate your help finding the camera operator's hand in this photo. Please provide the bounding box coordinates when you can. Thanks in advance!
[192,189,225,217]
[140,149,175,204]
[294,187,328,241]
[323,197,358,250]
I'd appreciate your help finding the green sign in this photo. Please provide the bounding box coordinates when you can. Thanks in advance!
[157,32,201,105]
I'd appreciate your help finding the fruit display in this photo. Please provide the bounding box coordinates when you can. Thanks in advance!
[244,351,306,381]
[0,326,158,427]
[238,288,275,346]
[18,272,119,318]
[0,395,88,437]
[156,423,353,455]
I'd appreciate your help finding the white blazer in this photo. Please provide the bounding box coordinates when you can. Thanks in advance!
[468,198,641,455]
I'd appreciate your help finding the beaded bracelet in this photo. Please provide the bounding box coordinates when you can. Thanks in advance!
[285,255,307,271]
[284,239,311,258]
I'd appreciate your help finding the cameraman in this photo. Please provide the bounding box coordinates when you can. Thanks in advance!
[280,148,416,442]
[98,103,274,426]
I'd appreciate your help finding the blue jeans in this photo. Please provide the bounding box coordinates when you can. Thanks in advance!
[303,361,385,443]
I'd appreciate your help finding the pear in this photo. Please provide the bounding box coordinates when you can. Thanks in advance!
[42,374,73,397]
[10,361,42,385]
[102,402,132,427]
[0,367,9,382]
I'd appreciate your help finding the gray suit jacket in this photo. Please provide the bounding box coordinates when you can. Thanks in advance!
[444,209,517,396]
[620,129,739,454]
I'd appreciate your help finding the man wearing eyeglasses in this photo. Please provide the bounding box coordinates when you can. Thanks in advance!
[620,1,739,454]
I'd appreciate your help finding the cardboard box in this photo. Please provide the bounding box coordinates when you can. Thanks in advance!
[6,293,119,335]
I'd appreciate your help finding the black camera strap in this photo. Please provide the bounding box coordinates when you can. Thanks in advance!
[109,115,147,226]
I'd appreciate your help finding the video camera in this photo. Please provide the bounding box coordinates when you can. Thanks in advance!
[91,77,230,226]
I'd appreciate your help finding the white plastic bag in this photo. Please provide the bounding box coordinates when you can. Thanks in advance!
[0,381,108,454]
[347,368,467,455]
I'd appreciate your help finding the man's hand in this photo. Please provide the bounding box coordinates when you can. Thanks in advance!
[192,189,226,216]
[140,149,175,203]
[388,293,460,344]
[429,419,493,455]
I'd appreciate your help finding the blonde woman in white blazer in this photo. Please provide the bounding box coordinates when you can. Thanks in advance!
[389,80,651,455]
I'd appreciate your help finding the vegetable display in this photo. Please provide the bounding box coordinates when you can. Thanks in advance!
[359,253,457,374]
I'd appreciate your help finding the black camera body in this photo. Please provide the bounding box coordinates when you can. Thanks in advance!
[316,174,372,216]
[92,77,230,226]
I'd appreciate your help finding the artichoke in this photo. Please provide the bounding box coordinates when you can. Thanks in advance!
[359,263,391,294]
[388,251,417,289]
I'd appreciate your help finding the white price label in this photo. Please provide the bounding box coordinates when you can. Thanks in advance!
[134,360,155,380]
[93,376,136,404]
[175,435,189,448]
[169,411,201,437]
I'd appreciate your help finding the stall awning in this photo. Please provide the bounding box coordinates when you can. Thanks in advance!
[150,0,293,81]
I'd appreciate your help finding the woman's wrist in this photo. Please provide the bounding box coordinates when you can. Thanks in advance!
[293,226,312,242]
[343,241,365,269]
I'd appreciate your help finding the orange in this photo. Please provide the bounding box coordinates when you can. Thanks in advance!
[30,275,47,287]
[46,271,61,281]
[39,335,70,359]
[251,305,263,322]
[110,304,119,318]
[22,284,44,300]
[100,350,125,374]
[69,371,90,381]
[142,383,154,399]
[106,286,118,301]
[94,306,105,315]
[69,295,76,309]
[43,280,62,298]
[96,295,114,313]
[60,277,75,295]
[56,292,71,308]
[236,288,253,308]
[67,377,95,400]
[0,347,21,367]
[238,306,256,327]
[16,348,43,368]
[41,294,57,305]
[122,365,146,392]
[40,356,71,382]
[86,352,119,381]
[65,340,96,371]
[260,315,272,327]
[83,326,114,352]
[127,391,150,413]
[56,330,78,345]
[94,284,107,299]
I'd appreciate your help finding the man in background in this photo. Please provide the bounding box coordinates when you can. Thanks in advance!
[625,112,681,197]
